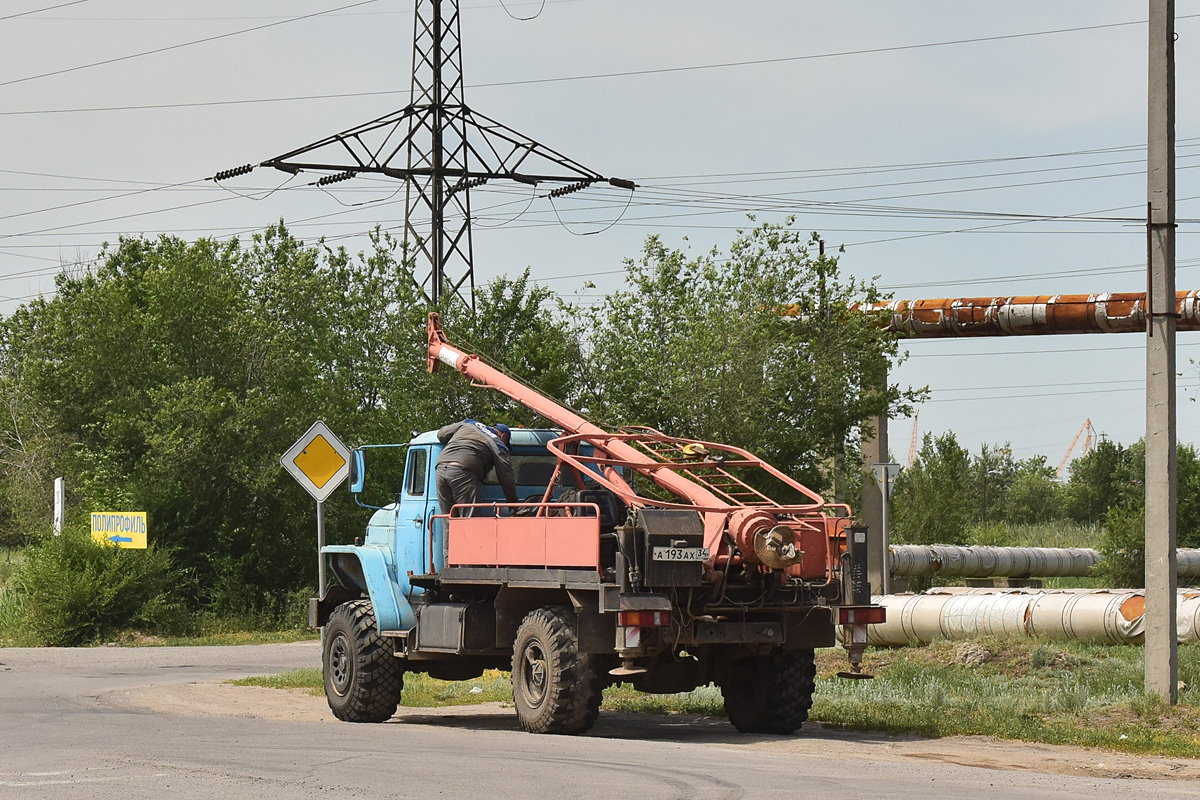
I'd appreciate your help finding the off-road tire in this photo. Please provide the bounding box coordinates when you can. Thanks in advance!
[720,647,816,734]
[511,606,603,734]
[323,599,403,723]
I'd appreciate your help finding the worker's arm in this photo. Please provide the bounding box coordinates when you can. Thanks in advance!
[437,422,464,444]
[494,451,519,503]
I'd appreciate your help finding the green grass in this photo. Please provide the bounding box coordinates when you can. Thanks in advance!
[602,682,723,715]
[231,668,326,694]
[0,547,22,589]
[813,639,1200,757]
[230,666,722,713]
[231,667,512,706]
[135,629,319,647]
[233,638,1200,756]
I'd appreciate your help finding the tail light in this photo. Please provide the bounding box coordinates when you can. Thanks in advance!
[618,610,670,627]
[839,607,886,625]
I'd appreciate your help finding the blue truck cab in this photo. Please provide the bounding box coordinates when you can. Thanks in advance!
[316,427,565,635]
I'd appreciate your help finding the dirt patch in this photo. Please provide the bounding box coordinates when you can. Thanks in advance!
[106,682,1200,782]
[754,733,1200,782]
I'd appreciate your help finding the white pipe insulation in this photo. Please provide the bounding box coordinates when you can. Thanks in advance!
[888,545,1200,579]
[858,587,1200,646]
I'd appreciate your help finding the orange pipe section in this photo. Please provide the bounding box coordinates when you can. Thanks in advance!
[864,290,1200,338]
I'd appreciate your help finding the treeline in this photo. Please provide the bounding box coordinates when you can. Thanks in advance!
[0,220,914,642]
[892,432,1200,586]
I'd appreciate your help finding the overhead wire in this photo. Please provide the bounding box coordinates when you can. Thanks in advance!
[2,11,1199,430]
[3,14,1196,114]
[463,14,1200,91]
[497,0,547,21]
[0,0,90,23]
[0,0,382,90]
[29,0,580,23]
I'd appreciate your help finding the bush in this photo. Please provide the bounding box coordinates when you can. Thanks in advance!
[892,432,972,545]
[13,524,189,645]
[1097,503,1145,589]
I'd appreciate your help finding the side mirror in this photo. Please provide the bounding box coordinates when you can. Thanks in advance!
[348,449,366,494]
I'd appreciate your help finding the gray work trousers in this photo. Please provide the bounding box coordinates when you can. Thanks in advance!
[435,462,482,517]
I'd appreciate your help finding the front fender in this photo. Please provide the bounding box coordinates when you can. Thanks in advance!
[323,545,415,631]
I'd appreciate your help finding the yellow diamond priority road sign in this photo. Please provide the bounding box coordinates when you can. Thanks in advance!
[281,421,352,502]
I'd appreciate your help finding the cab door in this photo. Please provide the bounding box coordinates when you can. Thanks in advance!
[394,445,436,580]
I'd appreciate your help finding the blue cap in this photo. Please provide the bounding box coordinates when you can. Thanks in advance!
[494,423,511,439]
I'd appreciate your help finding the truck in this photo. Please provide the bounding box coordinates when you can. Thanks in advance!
[310,313,883,735]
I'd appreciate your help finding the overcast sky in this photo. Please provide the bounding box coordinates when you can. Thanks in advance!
[2,0,1198,468]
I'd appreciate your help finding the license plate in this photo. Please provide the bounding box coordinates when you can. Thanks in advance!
[652,546,710,562]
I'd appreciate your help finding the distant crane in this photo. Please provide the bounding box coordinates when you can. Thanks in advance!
[1056,418,1097,481]
[904,409,920,470]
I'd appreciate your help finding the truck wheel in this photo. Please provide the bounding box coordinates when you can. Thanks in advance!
[720,648,815,734]
[324,599,404,723]
[511,606,602,734]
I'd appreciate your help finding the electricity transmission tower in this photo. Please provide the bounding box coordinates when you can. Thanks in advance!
[216,0,633,309]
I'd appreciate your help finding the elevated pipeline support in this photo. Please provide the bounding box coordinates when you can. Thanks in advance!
[889,544,1200,579]
[857,587,1200,646]
[863,291,1200,338]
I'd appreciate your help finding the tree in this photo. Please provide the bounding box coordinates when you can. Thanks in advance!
[565,220,920,495]
[891,432,972,545]
[967,443,1016,523]
[1063,440,1200,550]
[1000,456,1064,525]
[1062,439,1139,525]
[0,225,575,617]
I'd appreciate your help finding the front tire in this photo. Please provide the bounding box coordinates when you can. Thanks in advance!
[324,599,404,723]
[719,647,815,734]
[511,606,602,734]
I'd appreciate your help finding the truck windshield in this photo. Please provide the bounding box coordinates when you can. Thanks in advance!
[484,453,558,486]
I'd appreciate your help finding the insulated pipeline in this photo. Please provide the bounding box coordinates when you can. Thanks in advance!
[857,588,1200,646]
[856,291,1200,337]
[889,545,1200,579]
[889,545,1100,578]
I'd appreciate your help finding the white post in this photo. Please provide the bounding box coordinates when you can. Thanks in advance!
[52,477,64,536]
[317,500,327,598]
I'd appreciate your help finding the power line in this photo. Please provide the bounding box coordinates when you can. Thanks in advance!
[0,1,90,23]
[3,15,1196,114]
[924,386,1155,403]
[0,89,410,118]
[0,158,1158,244]
[635,142,1182,183]
[644,151,1200,198]
[24,0,580,22]
[0,178,209,226]
[878,258,1200,291]
[0,0,381,90]
[465,14,1200,91]
[0,193,245,243]
[937,377,1141,394]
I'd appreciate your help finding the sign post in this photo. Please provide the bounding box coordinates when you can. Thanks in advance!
[53,477,64,536]
[281,421,352,599]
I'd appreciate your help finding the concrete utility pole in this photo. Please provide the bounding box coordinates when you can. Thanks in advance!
[860,359,889,597]
[1145,0,1178,702]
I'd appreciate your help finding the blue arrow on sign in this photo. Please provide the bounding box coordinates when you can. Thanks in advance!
[109,535,132,544]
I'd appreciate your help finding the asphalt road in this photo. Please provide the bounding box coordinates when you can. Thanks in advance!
[0,643,1194,800]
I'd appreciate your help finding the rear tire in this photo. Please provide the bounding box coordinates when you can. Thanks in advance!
[720,647,815,734]
[511,606,602,734]
[324,599,403,723]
